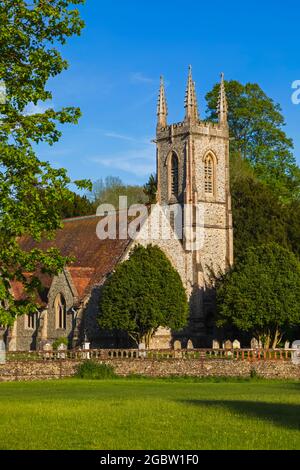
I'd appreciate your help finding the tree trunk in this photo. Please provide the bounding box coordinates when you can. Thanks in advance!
[271,328,283,349]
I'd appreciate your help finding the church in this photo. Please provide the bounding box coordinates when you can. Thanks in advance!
[6,67,233,351]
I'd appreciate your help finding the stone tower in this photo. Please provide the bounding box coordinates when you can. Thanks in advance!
[155,67,233,346]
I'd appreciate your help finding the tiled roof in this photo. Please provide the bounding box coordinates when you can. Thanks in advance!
[14,215,132,305]
[10,272,52,306]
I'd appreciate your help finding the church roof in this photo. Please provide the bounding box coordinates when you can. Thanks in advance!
[12,215,133,306]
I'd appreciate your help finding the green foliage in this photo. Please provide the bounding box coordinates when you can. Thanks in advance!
[75,361,116,380]
[91,176,147,208]
[206,80,300,201]
[98,245,189,347]
[52,337,69,351]
[216,243,300,348]
[231,161,300,260]
[143,174,157,204]
[0,1,90,326]
[285,200,300,259]
[231,176,289,259]
[58,190,96,219]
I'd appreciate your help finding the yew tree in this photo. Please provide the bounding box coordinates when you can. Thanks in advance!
[0,0,89,326]
[216,243,300,348]
[98,245,189,347]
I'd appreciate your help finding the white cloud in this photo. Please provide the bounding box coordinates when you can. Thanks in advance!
[103,131,151,145]
[90,146,155,177]
[130,72,156,84]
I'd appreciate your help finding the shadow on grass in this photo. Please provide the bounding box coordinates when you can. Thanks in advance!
[179,400,300,431]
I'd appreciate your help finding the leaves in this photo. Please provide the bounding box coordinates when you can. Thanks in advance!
[98,245,189,346]
[206,80,300,201]
[216,243,300,346]
[143,174,157,204]
[0,1,86,325]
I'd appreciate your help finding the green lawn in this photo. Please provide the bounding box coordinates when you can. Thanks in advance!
[0,378,299,450]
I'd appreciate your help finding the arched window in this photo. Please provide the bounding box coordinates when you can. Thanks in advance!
[170,153,179,197]
[54,294,67,330]
[204,154,215,195]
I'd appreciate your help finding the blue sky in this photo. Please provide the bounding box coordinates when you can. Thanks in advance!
[37,0,300,188]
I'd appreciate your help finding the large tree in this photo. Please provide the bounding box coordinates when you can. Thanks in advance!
[143,174,157,205]
[58,190,96,219]
[98,245,189,347]
[92,176,147,209]
[231,175,289,259]
[206,80,300,201]
[216,243,300,349]
[0,0,89,326]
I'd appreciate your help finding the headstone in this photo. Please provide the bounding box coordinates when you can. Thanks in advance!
[138,342,146,358]
[174,340,182,358]
[82,340,91,359]
[57,342,67,359]
[0,339,6,364]
[233,340,241,350]
[187,340,194,350]
[291,341,300,365]
[82,341,90,351]
[284,341,290,350]
[223,340,233,350]
[212,340,220,350]
[43,342,52,352]
[251,338,259,349]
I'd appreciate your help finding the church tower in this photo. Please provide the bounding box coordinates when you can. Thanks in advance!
[155,67,233,346]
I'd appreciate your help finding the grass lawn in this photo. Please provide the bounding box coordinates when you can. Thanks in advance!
[0,378,299,450]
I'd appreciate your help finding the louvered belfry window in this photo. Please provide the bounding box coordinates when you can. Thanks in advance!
[171,153,179,197]
[204,155,214,194]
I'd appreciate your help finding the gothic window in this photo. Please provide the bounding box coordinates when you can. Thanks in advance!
[204,154,215,195]
[26,312,37,330]
[170,153,179,197]
[54,294,67,330]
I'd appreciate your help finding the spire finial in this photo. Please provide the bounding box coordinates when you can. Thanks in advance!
[185,66,199,122]
[157,75,168,128]
[218,72,228,126]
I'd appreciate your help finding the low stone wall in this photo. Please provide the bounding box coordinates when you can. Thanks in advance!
[0,358,299,382]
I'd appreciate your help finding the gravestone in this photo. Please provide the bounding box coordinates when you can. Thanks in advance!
[291,341,300,365]
[82,340,91,359]
[138,342,146,358]
[43,342,52,352]
[187,340,194,350]
[251,338,259,349]
[57,342,67,359]
[223,340,233,350]
[174,340,182,358]
[233,340,241,350]
[212,340,220,350]
[0,339,6,364]
[284,341,290,350]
